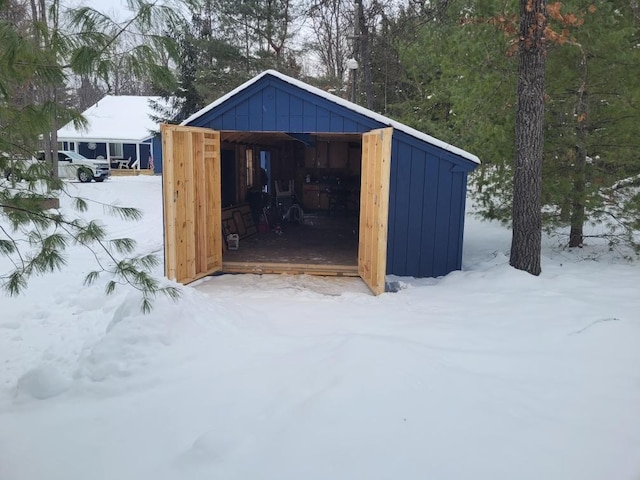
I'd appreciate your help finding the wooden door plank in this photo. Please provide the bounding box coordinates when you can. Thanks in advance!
[376,128,393,283]
[174,130,189,282]
[161,124,176,281]
[358,128,393,295]
[205,132,222,270]
[369,133,379,282]
[161,124,223,284]
[358,133,370,276]
[194,131,207,275]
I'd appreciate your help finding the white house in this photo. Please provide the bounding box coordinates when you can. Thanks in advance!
[57,95,168,172]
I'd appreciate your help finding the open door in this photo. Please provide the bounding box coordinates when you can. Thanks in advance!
[358,127,393,295]
[161,124,222,284]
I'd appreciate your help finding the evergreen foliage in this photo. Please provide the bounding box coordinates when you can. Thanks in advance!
[154,0,303,125]
[0,0,184,311]
[383,0,640,254]
[543,0,640,251]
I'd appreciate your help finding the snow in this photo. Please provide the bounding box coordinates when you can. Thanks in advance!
[180,70,481,164]
[57,96,168,143]
[1,176,639,480]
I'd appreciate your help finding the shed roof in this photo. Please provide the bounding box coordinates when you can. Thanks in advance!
[181,70,480,164]
[58,95,167,143]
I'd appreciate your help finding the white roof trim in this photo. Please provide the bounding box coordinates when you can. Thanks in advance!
[181,69,480,164]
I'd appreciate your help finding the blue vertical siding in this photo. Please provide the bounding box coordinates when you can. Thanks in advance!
[405,146,427,272]
[448,171,467,272]
[387,139,411,274]
[432,160,454,276]
[276,89,290,131]
[185,74,476,278]
[152,135,162,174]
[418,156,440,277]
[123,143,137,164]
[343,118,358,131]
[329,113,342,131]
[302,101,317,131]
[385,131,469,279]
[290,96,304,131]
[248,94,263,130]
[139,143,151,170]
[264,86,277,127]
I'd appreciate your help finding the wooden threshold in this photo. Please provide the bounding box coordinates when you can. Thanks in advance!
[110,169,155,176]
[222,261,359,276]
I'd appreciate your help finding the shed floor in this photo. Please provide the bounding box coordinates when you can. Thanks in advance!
[222,214,359,268]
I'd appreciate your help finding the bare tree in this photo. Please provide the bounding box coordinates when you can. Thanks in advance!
[356,0,395,108]
[213,0,301,70]
[305,0,351,89]
[76,75,105,111]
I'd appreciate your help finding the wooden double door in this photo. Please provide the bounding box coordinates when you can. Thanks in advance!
[161,125,392,295]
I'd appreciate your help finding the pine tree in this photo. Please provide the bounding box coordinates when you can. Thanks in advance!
[0,0,185,312]
[543,0,640,251]
[389,0,640,256]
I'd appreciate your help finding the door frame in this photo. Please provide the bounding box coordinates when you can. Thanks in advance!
[161,126,393,295]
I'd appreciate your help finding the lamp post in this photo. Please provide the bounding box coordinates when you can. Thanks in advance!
[346,57,359,104]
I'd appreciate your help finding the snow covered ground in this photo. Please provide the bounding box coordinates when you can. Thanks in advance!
[1,176,639,480]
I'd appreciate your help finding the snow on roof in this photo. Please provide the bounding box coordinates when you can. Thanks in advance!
[181,70,480,164]
[58,95,169,143]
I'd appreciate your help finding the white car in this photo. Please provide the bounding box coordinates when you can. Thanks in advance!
[37,151,111,183]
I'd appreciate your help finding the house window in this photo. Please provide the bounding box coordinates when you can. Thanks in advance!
[57,141,76,151]
[109,143,123,158]
[246,148,254,187]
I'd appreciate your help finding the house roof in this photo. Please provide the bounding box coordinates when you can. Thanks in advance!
[58,95,168,143]
[181,70,480,164]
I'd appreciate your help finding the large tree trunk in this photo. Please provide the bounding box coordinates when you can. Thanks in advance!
[510,0,547,276]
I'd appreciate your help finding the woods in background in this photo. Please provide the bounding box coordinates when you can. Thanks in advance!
[2,0,640,277]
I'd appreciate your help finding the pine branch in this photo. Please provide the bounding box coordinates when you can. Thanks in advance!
[1,192,180,310]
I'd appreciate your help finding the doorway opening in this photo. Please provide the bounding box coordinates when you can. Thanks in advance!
[160,124,391,294]
[218,131,362,276]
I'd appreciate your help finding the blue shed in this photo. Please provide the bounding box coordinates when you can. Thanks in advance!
[161,70,479,294]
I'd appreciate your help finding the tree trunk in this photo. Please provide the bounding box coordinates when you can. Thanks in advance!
[510,0,547,276]
[569,76,589,248]
[568,150,585,247]
[358,1,373,109]
[352,0,361,104]
[569,112,587,248]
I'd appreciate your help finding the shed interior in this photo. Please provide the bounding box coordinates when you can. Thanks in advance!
[218,131,363,275]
